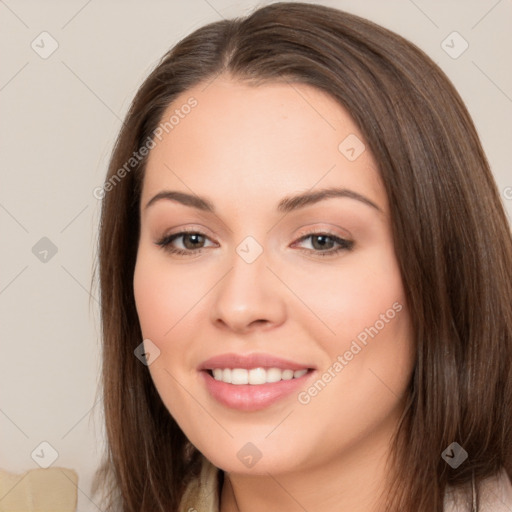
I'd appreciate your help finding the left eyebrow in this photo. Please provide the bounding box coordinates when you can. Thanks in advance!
[276,187,382,213]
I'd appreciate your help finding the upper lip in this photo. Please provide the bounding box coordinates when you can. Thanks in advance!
[198,353,314,371]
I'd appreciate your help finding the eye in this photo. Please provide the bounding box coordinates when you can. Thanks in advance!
[155,229,354,258]
[292,232,354,257]
[155,229,216,256]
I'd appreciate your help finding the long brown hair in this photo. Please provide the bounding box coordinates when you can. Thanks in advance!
[91,2,512,510]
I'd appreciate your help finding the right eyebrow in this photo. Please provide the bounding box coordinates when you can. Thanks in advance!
[144,190,215,212]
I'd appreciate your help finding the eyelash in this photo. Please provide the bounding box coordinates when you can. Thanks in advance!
[155,228,354,258]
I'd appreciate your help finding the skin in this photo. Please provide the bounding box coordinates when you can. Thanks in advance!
[133,75,416,512]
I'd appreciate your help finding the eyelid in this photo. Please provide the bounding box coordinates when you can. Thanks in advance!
[293,223,353,241]
[159,224,217,241]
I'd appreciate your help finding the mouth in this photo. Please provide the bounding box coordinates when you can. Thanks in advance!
[206,367,310,385]
[198,353,316,411]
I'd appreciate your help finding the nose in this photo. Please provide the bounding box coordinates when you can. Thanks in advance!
[210,248,287,334]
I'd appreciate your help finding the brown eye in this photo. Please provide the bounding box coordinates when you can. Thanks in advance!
[155,230,216,256]
[180,233,206,250]
[294,232,354,257]
[310,234,336,250]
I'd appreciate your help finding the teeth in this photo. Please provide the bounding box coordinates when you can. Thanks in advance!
[282,369,294,380]
[248,367,266,385]
[210,367,309,385]
[231,368,248,385]
[222,368,232,384]
[266,367,282,383]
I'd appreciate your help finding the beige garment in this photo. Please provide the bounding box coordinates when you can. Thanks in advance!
[0,467,78,512]
[179,456,220,512]
[179,455,512,512]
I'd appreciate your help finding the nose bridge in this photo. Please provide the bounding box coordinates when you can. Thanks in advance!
[210,240,286,331]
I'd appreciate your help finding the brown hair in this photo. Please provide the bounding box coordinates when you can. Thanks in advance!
[92,2,512,510]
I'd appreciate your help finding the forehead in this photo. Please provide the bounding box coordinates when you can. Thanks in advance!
[140,76,386,214]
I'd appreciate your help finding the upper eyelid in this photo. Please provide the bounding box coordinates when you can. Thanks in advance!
[295,224,352,239]
[161,225,216,240]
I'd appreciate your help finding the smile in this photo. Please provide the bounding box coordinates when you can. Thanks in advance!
[210,367,308,385]
[198,353,315,411]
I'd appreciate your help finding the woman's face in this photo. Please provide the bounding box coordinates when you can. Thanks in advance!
[133,76,415,475]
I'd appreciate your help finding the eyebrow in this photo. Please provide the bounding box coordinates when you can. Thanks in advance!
[144,187,382,213]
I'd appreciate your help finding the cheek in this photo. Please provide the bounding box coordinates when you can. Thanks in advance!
[291,244,408,344]
[133,250,209,344]
[133,253,205,420]
[292,243,415,402]
[132,249,223,402]
[289,257,414,459]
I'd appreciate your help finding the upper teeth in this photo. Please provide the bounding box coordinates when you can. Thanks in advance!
[212,367,308,385]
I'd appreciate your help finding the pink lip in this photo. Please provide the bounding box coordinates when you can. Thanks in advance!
[198,353,314,371]
[200,370,314,411]
[198,353,315,412]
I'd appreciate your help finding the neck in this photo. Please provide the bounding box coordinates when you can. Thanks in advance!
[220,419,398,512]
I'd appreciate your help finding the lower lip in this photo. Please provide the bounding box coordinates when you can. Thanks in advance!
[200,370,314,411]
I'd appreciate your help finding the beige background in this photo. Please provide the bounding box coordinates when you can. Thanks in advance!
[1,0,511,510]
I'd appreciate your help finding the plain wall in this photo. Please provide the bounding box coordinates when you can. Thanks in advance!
[1,1,510,510]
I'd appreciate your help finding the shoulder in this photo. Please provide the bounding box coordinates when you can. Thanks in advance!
[444,469,512,512]
[178,455,221,512]
[178,458,512,512]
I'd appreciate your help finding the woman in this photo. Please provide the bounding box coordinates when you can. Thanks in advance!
[92,2,512,511]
